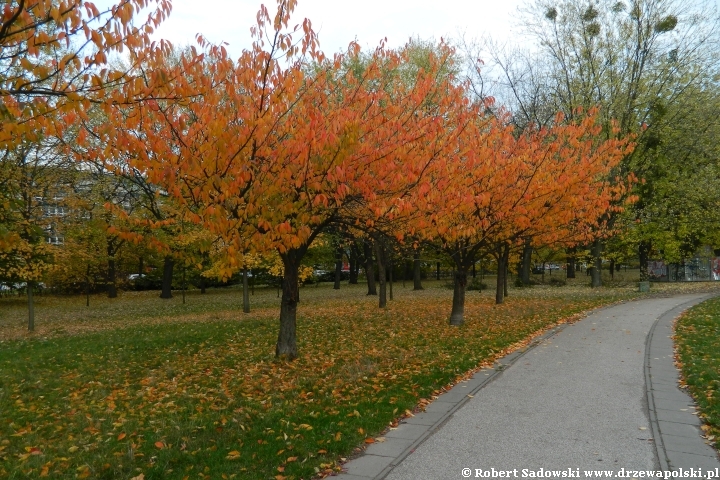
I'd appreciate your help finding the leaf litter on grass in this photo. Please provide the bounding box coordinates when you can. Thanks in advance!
[2,281,718,478]
[675,297,720,452]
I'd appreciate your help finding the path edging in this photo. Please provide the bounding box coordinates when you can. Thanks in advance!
[644,293,720,471]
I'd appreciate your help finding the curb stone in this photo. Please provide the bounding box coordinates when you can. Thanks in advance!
[645,294,720,471]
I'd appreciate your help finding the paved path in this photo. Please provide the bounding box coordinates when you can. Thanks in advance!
[336,294,720,480]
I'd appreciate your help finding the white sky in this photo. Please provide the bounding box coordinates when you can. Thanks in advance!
[143,0,525,59]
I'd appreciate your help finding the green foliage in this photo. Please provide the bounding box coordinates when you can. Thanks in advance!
[466,278,488,291]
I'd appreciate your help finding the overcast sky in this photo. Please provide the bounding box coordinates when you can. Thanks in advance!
[143,0,525,58]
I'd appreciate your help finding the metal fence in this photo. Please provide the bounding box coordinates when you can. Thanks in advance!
[648,257,720,282]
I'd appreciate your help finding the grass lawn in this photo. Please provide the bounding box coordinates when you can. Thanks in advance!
[674,296,720,452]
[1,278,717,479]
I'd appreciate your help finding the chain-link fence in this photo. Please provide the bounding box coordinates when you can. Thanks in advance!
[648,257,720,282]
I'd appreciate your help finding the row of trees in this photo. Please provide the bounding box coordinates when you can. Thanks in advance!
[470,0,720,279]
[5,0,714,360]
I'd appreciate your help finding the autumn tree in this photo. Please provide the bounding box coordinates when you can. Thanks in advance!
[0,138,68,330]
[481,0,720,282]
[415,107,633,324]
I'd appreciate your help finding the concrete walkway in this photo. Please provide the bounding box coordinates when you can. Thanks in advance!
[336,294,720,480]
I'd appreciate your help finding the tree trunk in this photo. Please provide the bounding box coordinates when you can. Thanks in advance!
[364,241,377,295]
[495,246,507,305]
[349,244,359,284]
[436,261,440,280]
[160,255,174,299]
[609,258,615,280]
[27,280,35,332]
[520,237,532,285]
[639,240,651,281]
[375,241,387,308]
[590,239,603,288]
[242,267,250,313]
[413,252,424,290]
[389,256,393,301]
[566,249,576,279]
[503,245,509,298]
[138,257,144,276]
[276,251,301,361]
[333,246,343,290]
[449,269,468,326]
[107,256,117,299]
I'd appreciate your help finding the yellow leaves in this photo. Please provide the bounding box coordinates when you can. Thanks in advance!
[334,432,342,441]
[117,432,126,441]
[226,450,241,460]
[68,445,79,453]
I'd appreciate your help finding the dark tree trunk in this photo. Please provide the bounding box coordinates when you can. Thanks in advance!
[364,241,377,295]
[413,252,424,290]
[566,249,576,279]
[590,239,603,288]
[520,238,532,285]
[639,240,651,281]
[495,245,508,305]
[449,269,468,326]
[503,245,509,298]
[27,280,35,331]
[375,241,387,308]
[242,268,250,313]
[436,261,440,280]
[389,256,393,301]
[160,255,174,299]
[276,251,301,360]
[349,244,359,284]
[333,246,343,290]
[138,257,144,276]
[609,259,615,280]
[107,256,117,299]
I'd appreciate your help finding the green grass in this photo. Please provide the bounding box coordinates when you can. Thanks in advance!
[0,279,718,479]
[674,296,720,451]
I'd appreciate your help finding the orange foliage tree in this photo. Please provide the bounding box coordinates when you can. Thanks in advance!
[414,107,634,324]
[0,0,172,155]
[92,1,482,360]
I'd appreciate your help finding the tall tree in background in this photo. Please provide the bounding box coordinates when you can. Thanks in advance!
[480,0,719,282]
